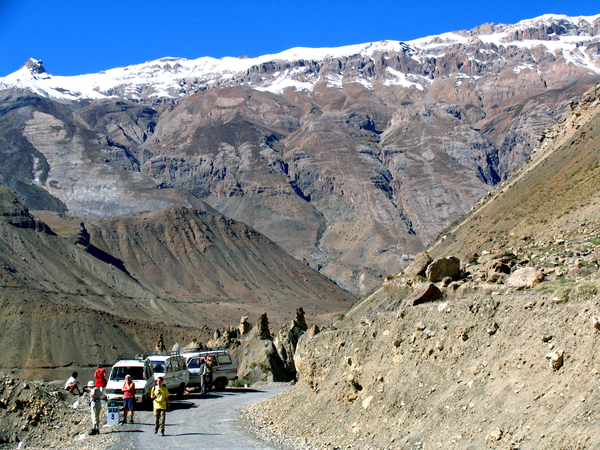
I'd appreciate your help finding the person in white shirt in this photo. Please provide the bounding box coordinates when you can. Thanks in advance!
[64,372,82,395]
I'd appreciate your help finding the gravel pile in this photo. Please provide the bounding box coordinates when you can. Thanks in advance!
[0,372,118,449]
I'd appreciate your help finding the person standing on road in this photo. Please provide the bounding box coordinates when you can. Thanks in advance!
[121,374,136,424]
[94,364,107,391]
[206,355,213,392]
[151,376,170,436]
[198,358,207,394]
[88,380,103,435]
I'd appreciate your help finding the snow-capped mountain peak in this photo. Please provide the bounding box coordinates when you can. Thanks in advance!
[2,13,600,101]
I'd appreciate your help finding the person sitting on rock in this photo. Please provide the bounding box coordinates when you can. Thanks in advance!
[65,371,82,395]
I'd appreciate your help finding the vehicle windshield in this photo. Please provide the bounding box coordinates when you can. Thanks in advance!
[150,360,166,374]
[110,366,145,381]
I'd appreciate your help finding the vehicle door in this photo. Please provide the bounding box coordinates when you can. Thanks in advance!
[165,360,174,389]
[187,357,200,384]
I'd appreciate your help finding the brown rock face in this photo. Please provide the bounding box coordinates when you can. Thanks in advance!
[2,15,600,294]
[430,81,600,261]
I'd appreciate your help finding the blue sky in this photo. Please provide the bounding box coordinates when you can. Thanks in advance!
[1,0,598,77]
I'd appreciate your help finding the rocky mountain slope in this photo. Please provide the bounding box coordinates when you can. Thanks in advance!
[0,188,353,377]
[2,14,600,294]
[429,81,600,260]
[242,81,600,449]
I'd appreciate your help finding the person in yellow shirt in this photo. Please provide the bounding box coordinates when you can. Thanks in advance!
[150,376,170,436]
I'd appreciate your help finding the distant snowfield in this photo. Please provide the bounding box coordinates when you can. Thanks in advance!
[2,13,600,100]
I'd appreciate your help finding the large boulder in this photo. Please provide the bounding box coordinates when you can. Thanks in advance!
[506,267,544,290]
[207,327,239,349]
[403,252,433,281]
[426,257,461,282]
[291,307,308,332]
[404,282,443,307]
[231,338,287,384]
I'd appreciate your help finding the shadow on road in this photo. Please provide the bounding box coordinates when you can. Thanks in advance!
[169,400,198,411]
[108,429,145,434]
[181,392,223,400]
[221,388,265,394]
[184,388,266,399]
[163,432,220,437]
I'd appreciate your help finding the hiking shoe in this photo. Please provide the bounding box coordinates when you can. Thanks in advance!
[129,418,134,424]
[154,428,158,434]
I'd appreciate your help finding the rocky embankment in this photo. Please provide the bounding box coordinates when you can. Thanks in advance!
[242,228,600,449]
[0,372,117,449]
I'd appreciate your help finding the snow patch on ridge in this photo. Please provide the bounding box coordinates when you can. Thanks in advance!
[2,13,600,100]
[384,68,425,90]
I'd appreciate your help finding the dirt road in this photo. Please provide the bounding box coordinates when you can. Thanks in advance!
[102,385,291,450]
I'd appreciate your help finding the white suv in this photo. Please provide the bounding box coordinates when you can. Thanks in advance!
[105,358,155,405]
[182,349,237,391]
[148,352,189,397]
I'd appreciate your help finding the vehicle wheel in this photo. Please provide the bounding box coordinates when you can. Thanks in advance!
[177,383,185,398]
[214,378,227,391]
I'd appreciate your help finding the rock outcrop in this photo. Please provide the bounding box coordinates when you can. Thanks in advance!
[239,316,253,335]
[274,308,310,373]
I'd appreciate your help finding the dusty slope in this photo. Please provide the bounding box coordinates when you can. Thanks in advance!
[242,83,600,449]
[0,189,353,376]
[87,207,355,327]
[0,292,202,379]
[247,289,600,450]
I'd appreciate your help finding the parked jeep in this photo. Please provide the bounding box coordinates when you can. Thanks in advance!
[105,358,155,405]
[148,352,189,397]
[182,349,237,391]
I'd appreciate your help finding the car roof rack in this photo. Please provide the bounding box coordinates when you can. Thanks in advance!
[148,350,182,357]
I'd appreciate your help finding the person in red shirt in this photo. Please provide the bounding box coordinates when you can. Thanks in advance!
[121,374,136,424]
[94,364,107,390]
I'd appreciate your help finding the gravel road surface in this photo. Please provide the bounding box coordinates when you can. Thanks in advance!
[102,385,291,450]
